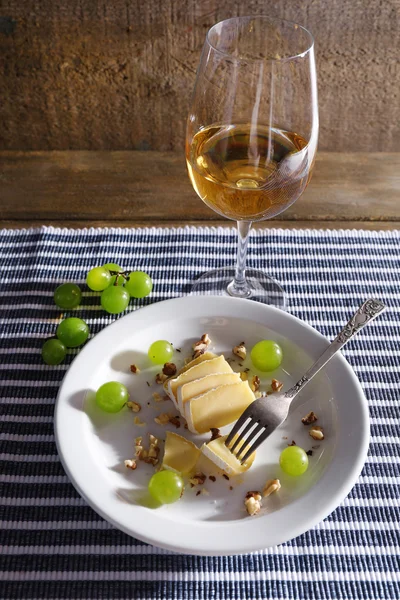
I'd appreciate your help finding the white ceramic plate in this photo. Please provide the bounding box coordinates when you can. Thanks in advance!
[55,296,369,555]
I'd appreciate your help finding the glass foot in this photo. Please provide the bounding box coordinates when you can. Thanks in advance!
[190,266,287,309]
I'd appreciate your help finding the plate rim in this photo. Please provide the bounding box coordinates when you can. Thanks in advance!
[54,296,370,555]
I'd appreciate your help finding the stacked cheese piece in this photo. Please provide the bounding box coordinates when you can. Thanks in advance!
[162,352,256,476]
[164,351,255,434]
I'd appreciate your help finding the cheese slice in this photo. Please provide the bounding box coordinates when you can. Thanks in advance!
[201,434,256,476]
[162,431,200,474]
[179,351,218,375]
[185,381,255,434]
[163,351,217,405]
[166,356,232,404]
[177,372,241,414]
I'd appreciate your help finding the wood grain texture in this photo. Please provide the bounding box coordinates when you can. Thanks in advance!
[0,0,399,152]
[1,151,399,223]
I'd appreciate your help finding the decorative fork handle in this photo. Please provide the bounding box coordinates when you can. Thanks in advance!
[284,299,386,400]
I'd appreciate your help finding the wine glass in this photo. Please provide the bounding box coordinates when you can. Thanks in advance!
[186,16,318,308]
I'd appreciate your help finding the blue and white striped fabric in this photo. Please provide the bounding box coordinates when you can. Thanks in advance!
[0,226,399,600]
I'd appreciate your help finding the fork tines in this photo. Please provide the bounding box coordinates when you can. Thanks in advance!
[225,407,269,464]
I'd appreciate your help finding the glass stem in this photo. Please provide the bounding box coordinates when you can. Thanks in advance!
[227,220,252,298]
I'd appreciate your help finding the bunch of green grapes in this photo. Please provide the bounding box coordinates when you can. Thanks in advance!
[86,263,153,315]
[42,262,153,366]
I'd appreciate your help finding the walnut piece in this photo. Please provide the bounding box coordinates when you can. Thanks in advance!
[271,379,284,392]
[302,411,318,425]
[309,426,324,440]
[152,392,163,402]
[262,478,281,498]
[240,371,248,381]
[124,459,137,470]
[192,333,211,358]
[233,343,246,360]
[130,364,140,374]
[134,436,144,458]
[210,427,221,441]
[154,412,171,425]
[155,372,168,384]
[127,401,141,413]
[250,375,260,392]
[244,491,262,516]
[141,433,160,465]
[162,362,177,377]
[189,472,207,486]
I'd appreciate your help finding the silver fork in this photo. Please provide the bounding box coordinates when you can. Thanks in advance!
[226,298,386,464]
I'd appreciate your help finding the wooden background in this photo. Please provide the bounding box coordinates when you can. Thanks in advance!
[1,0,399,152]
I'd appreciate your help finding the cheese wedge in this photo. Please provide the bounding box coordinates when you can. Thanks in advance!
[185,381,255,434]
[177,372,241,414]
[163,351,217,405]
[201,434,256,476]
[166,356,232,404]
[162,431,200,474]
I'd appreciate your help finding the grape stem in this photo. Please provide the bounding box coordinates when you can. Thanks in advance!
[109,270,130,285]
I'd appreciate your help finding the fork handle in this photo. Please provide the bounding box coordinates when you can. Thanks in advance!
[283,298,386,400]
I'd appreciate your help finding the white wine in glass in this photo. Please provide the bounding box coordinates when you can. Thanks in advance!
[186,16,318,308]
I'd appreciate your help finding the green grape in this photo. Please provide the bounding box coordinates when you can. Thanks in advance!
[42,339,67,365]
[54,283,82,309]
[56,317,89,348]
[148,470,184,504]
[279,446,309,476]
[86,266,111,291]
[101,286,130,314]
[95,381,129,413]
[103,263,124,286]
[148,340,173,364]
[125,271,153,299]
[250,340,283,372]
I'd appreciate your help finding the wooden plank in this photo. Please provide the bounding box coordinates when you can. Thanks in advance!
[0,1,399,152]
[1,151,399,223]
[0,220,398,231]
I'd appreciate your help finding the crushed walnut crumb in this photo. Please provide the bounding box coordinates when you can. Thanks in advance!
[309,426,324,440]
[262,479,281,498]
[302,411,318,425]
[223,474,230,481]
[201,488,210,496]
[124,459,137,470]
[250,375,260,392]
[152,392,163,402]
[271,379,284,392]
[233,343,246,360]
[254,391,263,399]
[169,415,181,429]
[130,364,140,374]
[288,440,297,446]
[210,427,221,441]
[189,472,207,487]
[209,475,216,482]
[146,381,150,387]
[162,362,177,377]
[134,416,144,426]
[127,401,141,413]
[196,490,201,496]
[306,450,313,456]
[240,371,248,381]
[244,491,262,516]
[155,372,168,384]
[229,486,233,491]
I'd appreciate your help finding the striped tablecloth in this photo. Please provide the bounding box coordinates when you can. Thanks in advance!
[1,226,399,600]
